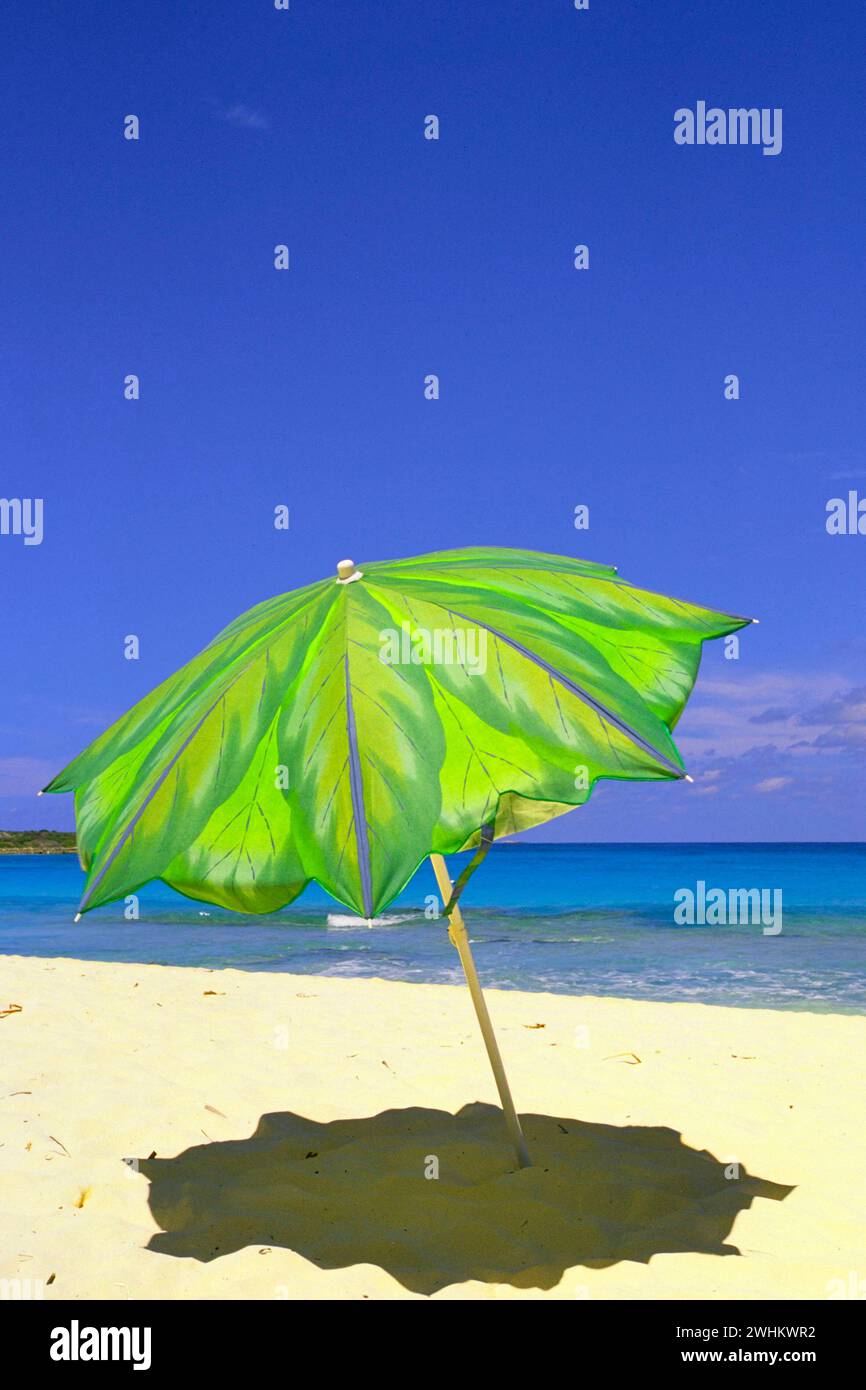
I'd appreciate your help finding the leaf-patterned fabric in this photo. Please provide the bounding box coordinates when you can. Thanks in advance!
[44,548,751,917]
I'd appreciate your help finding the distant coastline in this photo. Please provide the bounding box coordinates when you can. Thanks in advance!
[0,830,77,855]
[1,833,864,856]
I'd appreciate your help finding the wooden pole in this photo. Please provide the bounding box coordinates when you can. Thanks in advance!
[430,854,532,1168]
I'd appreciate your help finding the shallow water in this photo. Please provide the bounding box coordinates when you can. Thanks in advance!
[1,844,863,1012]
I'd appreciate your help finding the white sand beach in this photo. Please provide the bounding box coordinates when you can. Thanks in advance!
[1,954,863,1300]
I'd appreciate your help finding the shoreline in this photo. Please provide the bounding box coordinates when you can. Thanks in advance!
[2,953,863,1299]
[2,947,864,1018]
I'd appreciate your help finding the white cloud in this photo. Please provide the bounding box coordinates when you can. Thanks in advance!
[754,776,793,793]
[676,672,854,760]
[220,104,270,131]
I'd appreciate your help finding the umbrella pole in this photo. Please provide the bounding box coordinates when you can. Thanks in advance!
[430,854,532,1168]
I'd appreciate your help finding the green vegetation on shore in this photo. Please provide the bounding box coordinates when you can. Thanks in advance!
[0,830,77,854]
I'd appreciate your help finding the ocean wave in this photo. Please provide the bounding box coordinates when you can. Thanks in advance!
[325,912,419,929]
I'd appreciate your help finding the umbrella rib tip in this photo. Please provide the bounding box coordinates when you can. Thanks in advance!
[73,913,82,923]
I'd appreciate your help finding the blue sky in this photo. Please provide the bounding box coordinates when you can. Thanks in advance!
[2,0,864,841]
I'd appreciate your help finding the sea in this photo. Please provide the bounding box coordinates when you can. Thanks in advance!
[1,844,863,1012]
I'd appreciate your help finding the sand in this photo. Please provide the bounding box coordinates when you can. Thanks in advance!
[1,953,863,1300]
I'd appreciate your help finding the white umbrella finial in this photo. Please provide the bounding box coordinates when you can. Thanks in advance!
[336,559,363,584]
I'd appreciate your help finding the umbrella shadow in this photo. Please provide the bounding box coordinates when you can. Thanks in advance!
[140,1103,793,1295]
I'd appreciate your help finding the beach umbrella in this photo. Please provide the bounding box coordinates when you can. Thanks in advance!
[42,547,753,1167]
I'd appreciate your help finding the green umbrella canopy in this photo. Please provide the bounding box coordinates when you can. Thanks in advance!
[43,547,753,919]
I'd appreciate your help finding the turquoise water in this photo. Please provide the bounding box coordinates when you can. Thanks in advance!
[1,844,864,1012]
